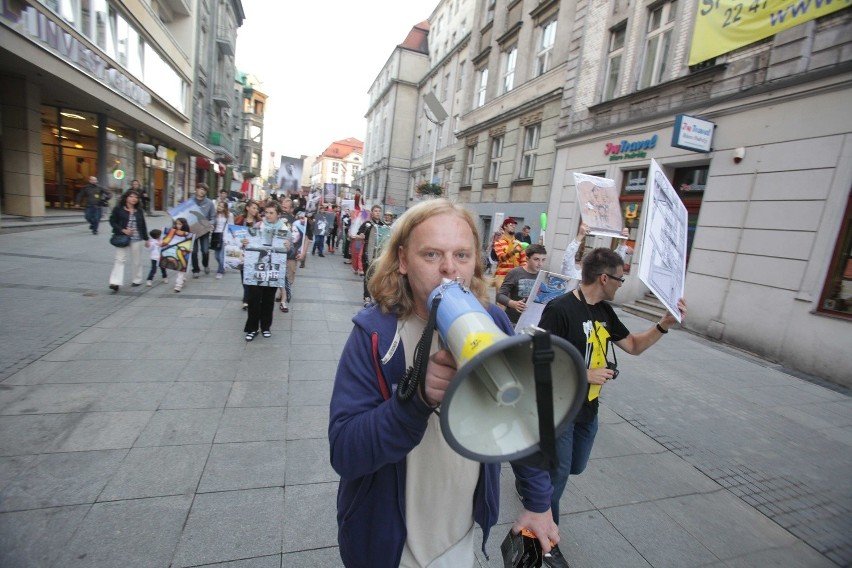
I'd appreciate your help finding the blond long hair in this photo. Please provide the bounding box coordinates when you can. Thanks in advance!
[368,199,488,318]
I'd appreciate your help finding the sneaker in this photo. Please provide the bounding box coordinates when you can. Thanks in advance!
[146,280,153,287]
[192,273,199,279]
[204,267,210,275]
[542,544,570,568]
[215,273,223,279]
[163,277,168,284]
[262,330,272,338]
[174,286,181,293]
[245,331,257,341]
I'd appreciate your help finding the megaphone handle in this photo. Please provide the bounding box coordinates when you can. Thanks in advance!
[532,332,557,471]
[396,296,443,404]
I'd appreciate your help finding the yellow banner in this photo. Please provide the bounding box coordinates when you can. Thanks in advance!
[689,0,851,65]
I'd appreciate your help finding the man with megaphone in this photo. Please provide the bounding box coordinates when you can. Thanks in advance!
[329,199,564,568]
[538,247,687,559]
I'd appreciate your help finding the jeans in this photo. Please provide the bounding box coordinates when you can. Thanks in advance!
[191,233,210,273]
[215,237,225,274]
[312,235,325,255]
[85,206,101,232]
[550,416,599,523]
[147,259,167,281]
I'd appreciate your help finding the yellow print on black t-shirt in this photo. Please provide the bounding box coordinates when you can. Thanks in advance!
[583,319,610,401]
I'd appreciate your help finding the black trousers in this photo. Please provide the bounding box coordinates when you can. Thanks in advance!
[244,286,277,332]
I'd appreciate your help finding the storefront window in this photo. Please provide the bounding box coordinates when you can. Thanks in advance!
[41,105,99,207]
[106,118,135,193]
[622,168,649,193]
[819,194,852,318]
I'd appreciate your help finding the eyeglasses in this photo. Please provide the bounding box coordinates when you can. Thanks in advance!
[604,273,626,283]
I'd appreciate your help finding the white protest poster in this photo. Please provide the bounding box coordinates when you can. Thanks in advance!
[223,224,248,271]
[514,270,580,333]
[637,159,687,322]
[573,173,623,238]
[242,226,289,287]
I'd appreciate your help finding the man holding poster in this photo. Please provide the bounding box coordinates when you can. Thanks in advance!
[538,247,686,550]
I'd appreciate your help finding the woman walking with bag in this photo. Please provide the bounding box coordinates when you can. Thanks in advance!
[108,189,149,293]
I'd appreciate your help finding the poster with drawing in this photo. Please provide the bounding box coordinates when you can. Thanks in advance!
[223,224,249,271]
[159,228,194,272]
[637,159,687,323]
[573,173,623,238]
[168,199,213,237]
[242,226,290,287]
[514,270,580,333]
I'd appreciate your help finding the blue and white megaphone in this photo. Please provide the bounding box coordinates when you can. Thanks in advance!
[429,280,586,464]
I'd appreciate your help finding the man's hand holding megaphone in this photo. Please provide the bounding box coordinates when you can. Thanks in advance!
[421,349,457,407]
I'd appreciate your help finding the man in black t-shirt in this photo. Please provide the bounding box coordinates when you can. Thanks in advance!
[537,247,686,566]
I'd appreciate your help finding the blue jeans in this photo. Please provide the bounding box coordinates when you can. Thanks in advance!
[215,237,225,274]
[550,416,599,523]
[84,206,101,232]
[191,233,210,273]
[312,236,325,255]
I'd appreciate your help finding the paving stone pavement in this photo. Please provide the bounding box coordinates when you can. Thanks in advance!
[0,224,850,567]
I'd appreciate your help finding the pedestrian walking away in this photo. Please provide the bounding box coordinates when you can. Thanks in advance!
[107,189,149,293]
[329,198,560,568]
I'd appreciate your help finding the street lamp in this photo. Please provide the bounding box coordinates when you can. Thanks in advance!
[423,91,449,187]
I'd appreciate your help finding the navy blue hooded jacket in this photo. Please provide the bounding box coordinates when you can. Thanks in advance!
[328,303,553,568]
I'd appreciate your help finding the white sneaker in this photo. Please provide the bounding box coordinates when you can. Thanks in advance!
[146,280,153,287]
[215,273,223,279]
[174,286,181,293]
[163,277,168,284]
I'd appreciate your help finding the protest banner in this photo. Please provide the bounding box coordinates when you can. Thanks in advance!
[159,228,194,272]
[168,199,212,237]
[514,270,580,332]
[574,173,624,238]
[223,224,248,271]
[242,226,290,287]
[637,159,687,322]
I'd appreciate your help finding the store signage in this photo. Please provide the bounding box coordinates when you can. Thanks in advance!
[3,6,152,108]
[604,135,658,161]
[672,114,715,153]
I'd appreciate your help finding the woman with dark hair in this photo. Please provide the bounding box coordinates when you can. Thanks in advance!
[108,189,149,293]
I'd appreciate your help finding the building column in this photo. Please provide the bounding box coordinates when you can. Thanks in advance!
[1,75,44,219]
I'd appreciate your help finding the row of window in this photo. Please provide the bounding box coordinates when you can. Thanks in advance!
[39,0,188,113]
[462,123,540,185]
[604,0,678,100]
[475,17,557,109]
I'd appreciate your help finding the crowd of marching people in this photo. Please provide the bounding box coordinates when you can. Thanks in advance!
[100,181,394,341]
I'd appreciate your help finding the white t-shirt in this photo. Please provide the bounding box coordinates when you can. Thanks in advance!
[398,316,479,568]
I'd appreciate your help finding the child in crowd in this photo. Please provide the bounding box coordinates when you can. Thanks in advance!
[212,200,234,280]
[145,228,167,286]
[162,217,192,293]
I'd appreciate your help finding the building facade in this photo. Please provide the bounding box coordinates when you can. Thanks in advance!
[190,0,244,195]
[360,21,431,216]
[310,138,363,201]
[0,0,216,219]
[361,0,851,384]
[544,0,852,384]
[236,71,266,198]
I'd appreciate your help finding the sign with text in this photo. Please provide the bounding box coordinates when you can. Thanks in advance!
[688,0,849,65]
[671,114,715,153]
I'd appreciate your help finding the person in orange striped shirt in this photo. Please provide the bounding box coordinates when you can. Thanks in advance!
[493,217,527,290]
